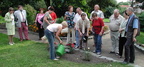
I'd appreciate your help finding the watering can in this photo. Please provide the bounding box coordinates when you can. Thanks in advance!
[56,44,65,56]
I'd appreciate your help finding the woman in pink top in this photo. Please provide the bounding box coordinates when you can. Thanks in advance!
[35,8,45,40]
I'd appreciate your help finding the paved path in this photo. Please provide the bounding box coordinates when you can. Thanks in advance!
[0,23,144,67]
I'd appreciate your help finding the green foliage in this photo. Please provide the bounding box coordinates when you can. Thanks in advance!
[0,15,5,23]
[105,6,116,18]
[88,0,118,18]
[118,2,130,5]
[137,12,144,32]
[24,4,37,25]
[56,17,64,24]
[51,0,90,17]
[104,18,110,23]
[32,0,47,10]
[136,32,144,44]
[0,0,40,16]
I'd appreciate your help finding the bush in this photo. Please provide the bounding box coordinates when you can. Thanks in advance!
[0,15,5,23]
[24,4,37,25]
[32,0,47,10]
[56,16,64,24]
[137,12,144,32]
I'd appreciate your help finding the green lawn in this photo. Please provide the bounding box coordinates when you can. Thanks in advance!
[136,32,144,44]
[104,18,110,23]
[0,33,131,67]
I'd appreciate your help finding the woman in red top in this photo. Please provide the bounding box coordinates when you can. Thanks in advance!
[48,6,57,23]
[92,13,104,55]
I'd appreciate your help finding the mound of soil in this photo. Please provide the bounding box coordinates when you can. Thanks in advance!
[61,50,111,63]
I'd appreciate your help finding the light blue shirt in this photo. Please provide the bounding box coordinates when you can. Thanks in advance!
[126,14,138,32]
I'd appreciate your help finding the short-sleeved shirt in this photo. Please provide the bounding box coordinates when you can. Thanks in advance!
[92,17,104,34]
[43,12,52,29]
[90,10,104,19]
[47,24,62,32]
[76,19,90,34]
[35,13,45,24]
[65,11,75,28]
[50,12,57,23]
[126,14,138,32]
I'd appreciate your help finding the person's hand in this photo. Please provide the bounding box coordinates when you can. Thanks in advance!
[119,29,122,33]
[54,42,58,45]
[60,40,63,44]
[99,32,102,36]
[133,37,137,42]
[87,33,89,37]
[80,32,83,36]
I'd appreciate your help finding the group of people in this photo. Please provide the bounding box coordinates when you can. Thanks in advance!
[109,8,140,64]
[4,4,140,63]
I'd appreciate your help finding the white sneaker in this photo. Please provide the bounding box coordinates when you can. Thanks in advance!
[53,58,59,60]
[9,43,13,45]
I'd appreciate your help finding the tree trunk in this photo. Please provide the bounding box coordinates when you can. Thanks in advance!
[131,0,134,7]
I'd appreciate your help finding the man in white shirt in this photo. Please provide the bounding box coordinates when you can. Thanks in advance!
[90,4,104,20]
[14,5,29,41]
[76,13,90,49]
[109,9,124,55]
[73,7,88,48]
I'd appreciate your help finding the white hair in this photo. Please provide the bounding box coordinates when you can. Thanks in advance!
[126,7,134,12]
[94,4,100,9]
[114,9,119,13]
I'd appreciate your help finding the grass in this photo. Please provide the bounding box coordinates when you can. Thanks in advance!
[136,32,144,44]
[0,33,131,67]
[104,18,110,23]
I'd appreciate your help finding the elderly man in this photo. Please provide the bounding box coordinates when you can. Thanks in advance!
[73,7,88,48]
[109,9,124,55]
[90,4,104,20]
[122,7,140,64]
[14,5,29,41]
[76,13,90,49]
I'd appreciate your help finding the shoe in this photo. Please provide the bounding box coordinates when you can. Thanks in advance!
[119,56,122,58]
[121,61,129,64]
[53,58,59,60]
[109,51,115,54]
[93,50,96,53]
[9,43,13,45]
[129,61,134,64]
[96,52,101,55]
[115,53,119,55]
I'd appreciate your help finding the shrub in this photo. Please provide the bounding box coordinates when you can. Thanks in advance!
[137,12,144,32]
[56,16,64,24]
[32,0,47,10]
[0,15,5,23]
[24,4,37,25]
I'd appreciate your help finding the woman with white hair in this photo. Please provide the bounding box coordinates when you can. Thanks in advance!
[45,21,68,60]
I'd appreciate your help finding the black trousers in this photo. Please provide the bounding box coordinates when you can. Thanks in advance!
[124,37,135,63]
[119,35,127,56]
[37,22,44,39]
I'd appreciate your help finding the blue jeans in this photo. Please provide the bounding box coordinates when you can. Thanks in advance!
[94,34,102,53]
[45,29,55,60]
[75,30,80,47]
